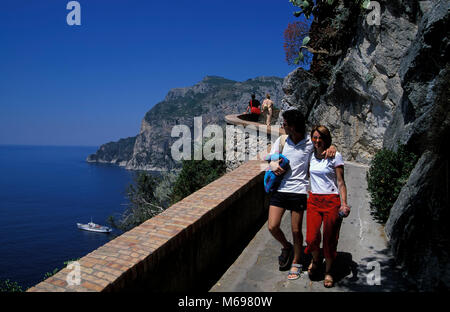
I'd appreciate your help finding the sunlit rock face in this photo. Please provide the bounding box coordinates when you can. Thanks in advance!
[281,1,419,164]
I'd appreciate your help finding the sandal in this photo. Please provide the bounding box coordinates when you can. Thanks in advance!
[324,273,334,288]
[278,242,293,270]
[287,263,302,280]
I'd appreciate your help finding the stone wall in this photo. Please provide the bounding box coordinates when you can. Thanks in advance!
[225,114,286,171]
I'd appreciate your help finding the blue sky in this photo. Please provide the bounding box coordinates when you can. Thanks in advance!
[0,0,308,146]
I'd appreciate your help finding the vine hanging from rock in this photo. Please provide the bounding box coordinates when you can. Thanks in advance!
[288,0,371,64]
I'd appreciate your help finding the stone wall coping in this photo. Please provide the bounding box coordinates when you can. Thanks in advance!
[225,114,286,136]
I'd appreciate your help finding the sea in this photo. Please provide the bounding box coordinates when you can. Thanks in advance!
[0,145,136,290]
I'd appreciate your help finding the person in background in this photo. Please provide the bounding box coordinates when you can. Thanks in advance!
[262,93,274,126]
[245,94,261,122]
[268,110,336,280]
[305,125,350,288]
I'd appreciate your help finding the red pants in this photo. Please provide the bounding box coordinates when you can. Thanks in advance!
[305,192,342,260]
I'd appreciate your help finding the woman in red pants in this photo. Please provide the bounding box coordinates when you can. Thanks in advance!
[305,125,350,288]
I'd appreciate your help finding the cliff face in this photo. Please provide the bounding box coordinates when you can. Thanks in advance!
[384,1,450,291]
[282,0,449,290]
[87,76,284,171]
[282,0,421,164]
[86,136,136,166]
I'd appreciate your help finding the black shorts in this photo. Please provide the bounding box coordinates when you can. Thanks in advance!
[269,191,307,212]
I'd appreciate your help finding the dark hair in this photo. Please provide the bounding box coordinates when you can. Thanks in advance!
[251,94,256,99]
[310,125,332,149]
[282,109,305,135]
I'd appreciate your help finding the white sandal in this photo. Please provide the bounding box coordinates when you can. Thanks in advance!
[287,263,302,280]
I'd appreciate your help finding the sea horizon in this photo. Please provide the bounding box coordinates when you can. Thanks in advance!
[0,145,134,289]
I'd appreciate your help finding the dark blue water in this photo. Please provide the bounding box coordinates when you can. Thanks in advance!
[0,145,134,290]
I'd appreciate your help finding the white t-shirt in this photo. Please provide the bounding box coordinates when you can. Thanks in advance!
[309,152,344,194]
[270,135,314,194]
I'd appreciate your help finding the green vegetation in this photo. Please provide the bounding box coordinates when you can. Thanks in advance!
[89,136,136,162]
[287,0,368,75]
[289,0,369,19]
[145,92,207,121]
[366,145,418,223]
[42,259,80,281]
[0,258,79,292]
[0,279,23,292]
[108,156,226,232]
[170,159,227,205]
[244,78,283,88]
[145,76,243,123]
[202,76,236,85]
[283,21,312,66]
[43,268,60,280]
[108,171,169,232]
[154,171,180,208]
[365,71,376,85]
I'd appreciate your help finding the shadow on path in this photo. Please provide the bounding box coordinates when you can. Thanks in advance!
[335,249,414,292]
[301,248,413,291]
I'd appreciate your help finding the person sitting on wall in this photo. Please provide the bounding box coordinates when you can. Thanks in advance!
[262,93,274,126]
[245,94,261,122]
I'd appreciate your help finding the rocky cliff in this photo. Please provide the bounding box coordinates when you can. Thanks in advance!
[281,0,449,290]
[87,76,284,170]
[383,1,449,291]
[86,136,136,166]
[281,0,423,164]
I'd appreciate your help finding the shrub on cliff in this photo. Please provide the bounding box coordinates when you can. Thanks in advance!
[366,145,418,223]
[108,171,167,232]
[170,159,226,205]
[284,20,313,66]
[0,279,23,292]
[288,0,368,87]
[109,153,225,231]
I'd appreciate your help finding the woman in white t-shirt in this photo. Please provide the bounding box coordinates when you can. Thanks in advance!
[305,125,350,288]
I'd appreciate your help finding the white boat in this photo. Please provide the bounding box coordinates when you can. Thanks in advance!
[77,218,112,233]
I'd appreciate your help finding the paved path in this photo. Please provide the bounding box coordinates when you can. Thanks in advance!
[210,162,411,292]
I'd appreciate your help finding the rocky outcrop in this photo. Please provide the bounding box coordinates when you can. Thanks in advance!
[281,0,420,164]
[86,136,136,166]
[383,0,450,154]
[384,0,450,291]
[281,0,449,290]
[87,76,284,171]
[281,69,320,118]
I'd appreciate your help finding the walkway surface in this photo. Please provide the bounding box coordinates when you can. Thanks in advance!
[210,161,411,292]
